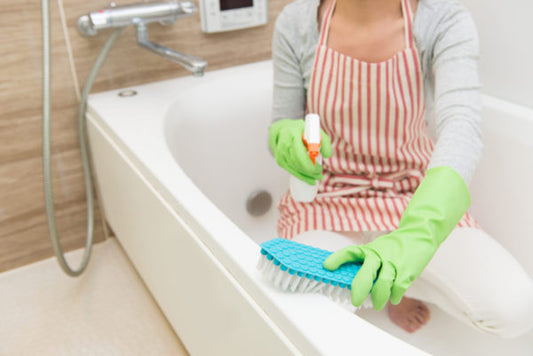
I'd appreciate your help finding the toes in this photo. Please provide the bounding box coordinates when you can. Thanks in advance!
[417,301,430,313]
[416,303,431,324]
[405,316,422,333]
[387,298,431,333]
[413,311,426,325]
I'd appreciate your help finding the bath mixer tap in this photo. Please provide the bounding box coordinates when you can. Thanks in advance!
[136,22,207,76]
[77,1,207,76]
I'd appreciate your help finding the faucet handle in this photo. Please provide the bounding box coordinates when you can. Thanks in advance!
[77,15,98,37]
[178,1,197,14]
[159,1,197,25]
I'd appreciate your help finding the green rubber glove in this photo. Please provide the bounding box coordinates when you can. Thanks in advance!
[269,119,332,185]
[323,166,471,311]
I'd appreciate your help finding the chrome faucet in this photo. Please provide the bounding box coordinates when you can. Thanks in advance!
[135,22,207,76]
[77,1,207,76]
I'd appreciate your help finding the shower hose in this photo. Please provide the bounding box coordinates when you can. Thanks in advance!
[41,0,123,276]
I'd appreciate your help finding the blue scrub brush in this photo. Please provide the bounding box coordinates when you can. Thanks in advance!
[257,238,366,308]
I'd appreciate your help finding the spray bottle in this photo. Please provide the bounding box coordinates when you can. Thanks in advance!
[290,113,321,202]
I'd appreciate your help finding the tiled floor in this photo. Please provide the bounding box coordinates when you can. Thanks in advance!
[0,238,188,356]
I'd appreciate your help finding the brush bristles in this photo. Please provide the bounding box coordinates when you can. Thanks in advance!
[257,255,370,311]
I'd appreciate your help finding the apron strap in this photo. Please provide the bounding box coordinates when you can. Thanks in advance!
[318,0,337,46]
[402,0,415,48]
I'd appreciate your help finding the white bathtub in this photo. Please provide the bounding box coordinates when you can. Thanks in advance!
[87,61,533,355]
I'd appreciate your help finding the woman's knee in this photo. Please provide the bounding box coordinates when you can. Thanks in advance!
[468,282,533,338]
[425,227,533,338]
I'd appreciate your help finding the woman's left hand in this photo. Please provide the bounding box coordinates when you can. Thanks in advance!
[323,166,472,310]
[323,231,438,311]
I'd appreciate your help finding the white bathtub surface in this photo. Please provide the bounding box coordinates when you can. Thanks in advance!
[87,60,533,355]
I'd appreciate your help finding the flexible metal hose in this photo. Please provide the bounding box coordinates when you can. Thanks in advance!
[42,0,123,276]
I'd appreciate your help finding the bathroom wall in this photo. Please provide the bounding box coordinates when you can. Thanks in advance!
[463,0,533,109]
[0,0,285,272]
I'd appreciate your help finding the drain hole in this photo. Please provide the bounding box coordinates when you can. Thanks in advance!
[246,190,272,217]
[118,89,137,97]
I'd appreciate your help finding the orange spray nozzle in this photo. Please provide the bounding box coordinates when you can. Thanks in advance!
[302,135,321,165]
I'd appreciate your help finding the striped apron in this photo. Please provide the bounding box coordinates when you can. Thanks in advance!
[277,0,478,239]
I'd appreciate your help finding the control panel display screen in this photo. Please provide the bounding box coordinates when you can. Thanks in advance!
[220,0,253,11]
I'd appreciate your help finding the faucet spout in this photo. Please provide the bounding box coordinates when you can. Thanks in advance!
[135,22,207,76]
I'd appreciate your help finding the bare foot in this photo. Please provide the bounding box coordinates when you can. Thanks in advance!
[387,297,431,333]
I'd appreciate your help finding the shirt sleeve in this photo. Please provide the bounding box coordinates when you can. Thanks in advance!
[426,5,483,185]
[272,9,307,123]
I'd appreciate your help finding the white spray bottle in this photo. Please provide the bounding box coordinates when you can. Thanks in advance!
[290,113,322,202]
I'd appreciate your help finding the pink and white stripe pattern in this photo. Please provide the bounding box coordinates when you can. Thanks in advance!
[277,0,478,239]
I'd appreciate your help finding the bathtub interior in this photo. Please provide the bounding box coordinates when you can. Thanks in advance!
[164,72,288,245]
[163,62,533,355]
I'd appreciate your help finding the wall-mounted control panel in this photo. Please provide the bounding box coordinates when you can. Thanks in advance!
[199,0,267,33]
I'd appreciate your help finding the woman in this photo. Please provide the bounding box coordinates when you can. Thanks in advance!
[269,0,533,336]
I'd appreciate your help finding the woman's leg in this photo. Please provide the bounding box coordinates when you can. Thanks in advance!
[406,227,533,338]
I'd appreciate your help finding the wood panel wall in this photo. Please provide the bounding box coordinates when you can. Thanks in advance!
[0,0,286,272]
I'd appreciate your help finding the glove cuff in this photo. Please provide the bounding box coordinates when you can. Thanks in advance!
[398,166,471,245]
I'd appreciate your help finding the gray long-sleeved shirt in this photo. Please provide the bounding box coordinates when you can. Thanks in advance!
[272,0,483,184]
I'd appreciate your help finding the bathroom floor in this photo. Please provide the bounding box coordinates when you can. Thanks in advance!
[0,238,189,356]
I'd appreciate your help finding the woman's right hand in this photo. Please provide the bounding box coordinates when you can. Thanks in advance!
[268,119,332,185]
